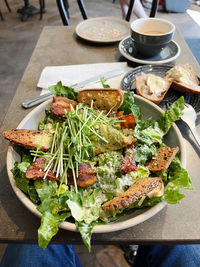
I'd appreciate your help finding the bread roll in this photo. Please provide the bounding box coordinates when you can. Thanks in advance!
[164,64,200,94]
[135,72,172,103]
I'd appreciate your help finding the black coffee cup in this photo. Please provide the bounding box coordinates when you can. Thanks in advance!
[131,18,175,57]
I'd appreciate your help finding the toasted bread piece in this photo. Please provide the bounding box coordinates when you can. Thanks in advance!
[77,89,124,111]
[102,177,164,210]
[146,146,179,173]
[135,72,172,104]
[164,64,200,94]
[2,129,52,151]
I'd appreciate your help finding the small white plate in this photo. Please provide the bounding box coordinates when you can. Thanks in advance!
[75,17,130,43]
[119,36,181,65]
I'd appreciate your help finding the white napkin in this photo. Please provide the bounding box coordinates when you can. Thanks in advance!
[37,62,131,95]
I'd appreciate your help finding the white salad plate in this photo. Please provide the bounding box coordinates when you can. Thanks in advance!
[75,17,130,43]
[6,96,186,233]
[119,36,181,65]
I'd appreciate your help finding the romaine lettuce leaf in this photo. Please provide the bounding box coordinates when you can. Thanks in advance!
[58,191,71,212]
[115,165,150,195]
[129,165,150,180]
[11,151,39,203]
[49,81,78,100]
[137,196,163,207]
[135,143,157,164]
[115,175,135,196]
[135,118,153,131]
[66,188,107,224]
[37,198,60,215]
[35,180,57,202]
[12,162,30,193]
[38,211,70,250]
[134,121,164,145]
[163,157,193,204]
[118,91,141,120]
[67,199,85,222]
[158,96,184,134]
[76,221,99,252]
[28,183,40,204]
[134,97,184,147]
[95,151,123,194]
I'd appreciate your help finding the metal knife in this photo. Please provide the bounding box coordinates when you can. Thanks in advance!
[22,69,125,109]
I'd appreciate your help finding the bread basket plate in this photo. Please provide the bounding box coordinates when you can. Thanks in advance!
[119,36,180,65]
[6,96,186,233]
[75,17,130,43]
[121,64,200,111]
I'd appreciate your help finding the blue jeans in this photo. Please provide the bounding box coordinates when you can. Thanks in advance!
[133,245,200,267]
[1,244,200,267]
[0,244,82,267]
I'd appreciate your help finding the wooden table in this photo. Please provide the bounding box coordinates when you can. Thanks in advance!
[0,26,200,245]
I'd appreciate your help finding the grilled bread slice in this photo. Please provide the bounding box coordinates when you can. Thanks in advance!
[164,64,200,94]
[2,129,53,151]
[135,72,172,104]
[146,146,179,173]
[102,177,164,210]
[77,89,124,111]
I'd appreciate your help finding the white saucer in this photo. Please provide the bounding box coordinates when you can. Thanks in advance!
[119,36,181,65]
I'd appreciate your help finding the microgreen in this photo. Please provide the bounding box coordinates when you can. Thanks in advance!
[100,77,110,88]
[31,103,118,194]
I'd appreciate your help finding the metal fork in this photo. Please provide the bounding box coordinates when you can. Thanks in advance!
[181,103,200,146]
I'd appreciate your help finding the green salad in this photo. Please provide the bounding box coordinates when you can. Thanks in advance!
[11,81,192,251]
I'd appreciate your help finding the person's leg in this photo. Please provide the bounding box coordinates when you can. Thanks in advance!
[133,245,200,267]
[133,0,148,18]
[120,0,147,19]
[120,0,129,19]
[0,244,82,267]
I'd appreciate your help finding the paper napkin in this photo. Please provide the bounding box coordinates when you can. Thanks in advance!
[37,62,131,95]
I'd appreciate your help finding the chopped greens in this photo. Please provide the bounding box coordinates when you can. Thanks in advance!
[76,221,98,252]
[100,76,110,88]
[158,96,184,133]
[163,156,193,204]
[11,91,192,253]
[49,81,78,100]
[38,211,70,250]
[119,91,141,121]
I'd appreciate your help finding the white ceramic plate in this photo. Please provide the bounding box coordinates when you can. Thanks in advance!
[6,96,186,233]
[75,17,130,43]
[119,36,181,65]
